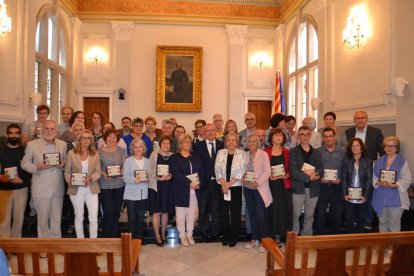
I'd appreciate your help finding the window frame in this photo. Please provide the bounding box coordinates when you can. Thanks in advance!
[285,15,319,126]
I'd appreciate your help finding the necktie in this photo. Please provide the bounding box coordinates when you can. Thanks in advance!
[209,142,216,159]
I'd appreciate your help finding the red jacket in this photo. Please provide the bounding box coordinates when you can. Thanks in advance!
[264,146,291,189]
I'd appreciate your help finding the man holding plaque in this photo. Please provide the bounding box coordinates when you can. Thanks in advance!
[289,126,323,236]
[194,123,224,242]
[317,127,345,235]
[22,120,67,239]
[0,124,31,238]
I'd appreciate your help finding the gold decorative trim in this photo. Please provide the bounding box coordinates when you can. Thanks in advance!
[156,46,203,112]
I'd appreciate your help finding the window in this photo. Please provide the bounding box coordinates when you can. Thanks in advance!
[287,19,318,126]
[34,10,68,122]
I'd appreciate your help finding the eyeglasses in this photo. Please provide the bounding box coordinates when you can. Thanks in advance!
[195,125,204,129]
[384,145,397,149]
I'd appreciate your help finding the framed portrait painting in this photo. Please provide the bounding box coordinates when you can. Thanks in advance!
[156,46,203,112]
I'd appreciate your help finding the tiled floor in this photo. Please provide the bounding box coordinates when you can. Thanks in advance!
[139,242,267,276]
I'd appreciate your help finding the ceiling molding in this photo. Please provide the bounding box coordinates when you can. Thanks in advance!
[58,0,305,26]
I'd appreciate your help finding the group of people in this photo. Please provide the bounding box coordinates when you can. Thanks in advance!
[0,104,412,256]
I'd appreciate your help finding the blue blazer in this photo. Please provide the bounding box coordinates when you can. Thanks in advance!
[170,151,203,207]
[193,139,224,191]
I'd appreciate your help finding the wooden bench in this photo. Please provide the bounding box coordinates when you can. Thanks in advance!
[0,233,141,276]
[262,231,414,276]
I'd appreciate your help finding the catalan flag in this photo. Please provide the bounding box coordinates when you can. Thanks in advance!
[274,71,286,114]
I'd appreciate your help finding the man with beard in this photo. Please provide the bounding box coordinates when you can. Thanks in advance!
[0,124,31,237]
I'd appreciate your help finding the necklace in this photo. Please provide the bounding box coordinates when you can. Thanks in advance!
[161,153,170,160]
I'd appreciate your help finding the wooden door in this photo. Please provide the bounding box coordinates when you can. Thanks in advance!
[83,97,110,129]
[248,100,272,130]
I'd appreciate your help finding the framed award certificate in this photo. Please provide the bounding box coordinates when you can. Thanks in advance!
[271,164,285,177]
[348,188,362,200]
[71,173,87,186]
[380,169,397,183]
[244,171,255,183]
[157,164,169,176]
[302,162,315,171]
[134,170,148,182]
[43,153,61,166]
[4,167,18,180]
[107,165,122,177]
[186,173,199,184]
[324,169,338,181]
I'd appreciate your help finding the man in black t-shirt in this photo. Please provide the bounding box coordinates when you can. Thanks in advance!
[0,124,30,238]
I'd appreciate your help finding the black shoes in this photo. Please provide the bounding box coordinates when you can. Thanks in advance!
[222,241,229,246]
[229,242,237,247]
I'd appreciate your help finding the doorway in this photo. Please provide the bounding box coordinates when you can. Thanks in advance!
[248,100,272,130]
[83,97,110,129]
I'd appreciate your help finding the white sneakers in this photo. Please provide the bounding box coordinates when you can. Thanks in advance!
[244,240,258,249]
[244,240,265,253]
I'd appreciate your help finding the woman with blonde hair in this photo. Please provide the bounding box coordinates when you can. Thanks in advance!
[241,133,272,253]
[372,136,412,233]
[65,130,101,238]
[171,134,203,246]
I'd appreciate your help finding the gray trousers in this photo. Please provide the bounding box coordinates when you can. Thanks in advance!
[33,196,63,238]
[0,188,28,238]
[378,207,404,233]
[292,188,318,236]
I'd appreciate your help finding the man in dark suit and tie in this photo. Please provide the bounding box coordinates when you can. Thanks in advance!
[194,123,224,242]
[345,110,384,230]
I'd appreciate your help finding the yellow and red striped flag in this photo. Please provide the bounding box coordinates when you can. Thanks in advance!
[274,71,285,113]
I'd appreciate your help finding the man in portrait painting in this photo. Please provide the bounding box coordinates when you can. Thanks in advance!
[165,61,193,103]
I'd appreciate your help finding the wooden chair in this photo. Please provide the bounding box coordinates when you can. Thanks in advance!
[262,231,414,276]
[0,233,141,276]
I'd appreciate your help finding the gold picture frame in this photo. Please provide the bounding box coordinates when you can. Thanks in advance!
[156,46,203,112]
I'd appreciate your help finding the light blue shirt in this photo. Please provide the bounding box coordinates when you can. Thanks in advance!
[122,156,149,200]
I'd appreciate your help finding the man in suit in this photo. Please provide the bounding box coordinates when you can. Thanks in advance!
[345,111,384,161]
[345,110,384,230]
[194,123,224,242]
[22,120,67,239]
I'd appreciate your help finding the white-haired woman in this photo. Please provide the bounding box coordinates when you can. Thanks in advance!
[123,139,150,240]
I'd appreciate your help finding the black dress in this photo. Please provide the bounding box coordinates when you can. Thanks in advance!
[148,154,174,214]
[268,154,293,240]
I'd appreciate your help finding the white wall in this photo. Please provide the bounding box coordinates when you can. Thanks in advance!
[394,0,414,177]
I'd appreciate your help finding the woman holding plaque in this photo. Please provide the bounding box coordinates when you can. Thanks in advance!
[214,132,246,247]
[97,122,127,150]
[65,130,101,238]
[341,138,373,233]
[372,136,412,233]
[123,139,149,240]
[64,122,85,153]
[98,128,127,238]
[264,129,292,243]
[241,134,272,253]
[170,134,203,247]
[148,136,174,246]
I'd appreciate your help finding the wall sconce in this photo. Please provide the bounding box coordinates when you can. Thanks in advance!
[0,0,12,39]
[86,47,107,65]
[252,51,271,70]
[342,4,370,50]
[118,88,125,100]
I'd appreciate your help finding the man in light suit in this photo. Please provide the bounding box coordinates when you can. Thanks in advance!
[22,120,67,239]
[238,112,256,150]
[194,123,224,242]
[345,110,384,230]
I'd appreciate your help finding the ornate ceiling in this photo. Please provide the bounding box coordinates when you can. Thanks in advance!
[61,0,307,26]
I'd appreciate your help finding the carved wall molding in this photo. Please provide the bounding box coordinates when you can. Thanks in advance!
[111,21,135,41]
[71,17,82,38]
[226,25,248,45]
[275,23,286,46]
[77,0,279,20]
[314,0,328,12]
